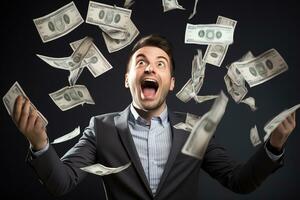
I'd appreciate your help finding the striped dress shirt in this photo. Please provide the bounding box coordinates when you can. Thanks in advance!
[128,104,172,194]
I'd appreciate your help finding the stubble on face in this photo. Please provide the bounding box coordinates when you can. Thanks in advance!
[125,46,175,116]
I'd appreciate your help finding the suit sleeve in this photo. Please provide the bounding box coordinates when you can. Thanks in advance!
[26,117,97,197]
[201,138,283,194]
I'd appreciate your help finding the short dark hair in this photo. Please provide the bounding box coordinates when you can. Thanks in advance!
[126,34,175,76]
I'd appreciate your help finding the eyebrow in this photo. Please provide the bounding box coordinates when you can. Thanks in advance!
[136,54,146,59]
[135,53,169,62]
[157,56,168,62]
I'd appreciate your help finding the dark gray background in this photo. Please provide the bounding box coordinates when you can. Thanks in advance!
[1,0,299,199]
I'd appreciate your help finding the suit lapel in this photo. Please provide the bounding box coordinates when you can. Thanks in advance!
[114,106,153,196]
[155,111,189,195]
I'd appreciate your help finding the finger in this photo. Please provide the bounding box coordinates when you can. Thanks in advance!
[282,119,294,133]
[13,95,24,123]
[288,112,296,129]
[280,118,289,130]
[275,123,286,134]
[26,109,38,132]
[286,114,294,125]
[35,116,46,132]
[292,112,296,122]
[19,99,31,131]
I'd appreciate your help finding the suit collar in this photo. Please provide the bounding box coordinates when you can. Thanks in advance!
[129,104,169,127]
[114,106,153,196]
[155,110,189,195]
[114,107,188,197]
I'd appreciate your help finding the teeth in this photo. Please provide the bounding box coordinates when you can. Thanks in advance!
[142,78,158,90]
[144,78,157,83]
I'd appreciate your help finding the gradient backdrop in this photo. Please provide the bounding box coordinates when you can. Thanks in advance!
[1,0,299,199]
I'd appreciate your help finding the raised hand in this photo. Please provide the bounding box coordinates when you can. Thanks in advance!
[270,112,296,150]
[13,95,48,151]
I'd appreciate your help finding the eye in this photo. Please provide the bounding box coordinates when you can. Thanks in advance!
[137,60,147,67]
[157,61,166,68]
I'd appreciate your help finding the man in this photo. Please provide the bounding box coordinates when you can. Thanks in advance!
[13,34,296,199]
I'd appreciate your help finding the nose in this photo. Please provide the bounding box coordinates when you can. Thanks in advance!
[144,64,154,73]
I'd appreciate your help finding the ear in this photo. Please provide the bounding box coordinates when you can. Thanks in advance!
[125,73,129,88]
[169,77,175,91]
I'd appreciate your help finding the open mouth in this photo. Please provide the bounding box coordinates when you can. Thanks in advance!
[141,78,159,99]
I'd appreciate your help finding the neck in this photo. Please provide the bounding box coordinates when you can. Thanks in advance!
[133,103,166,122]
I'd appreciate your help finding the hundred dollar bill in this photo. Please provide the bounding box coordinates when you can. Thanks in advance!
[263,104,299,141]
[162,0,185,12]
[241,97,257,111]
[186,113,201,128]
[250,125,261,147]
[191,50,205,89]
[37,55,75,70]
[176,79,195,103]
[224,75,257,110]
[225,52,253,87]
[226,51,254,69]
[51,126,81,144]
[99,25,129,40]
[33,2,83,43]
[185,23,234,45]
[224,74,247,103]
[227,62,247,86]
[173,122,192,132]
[173,113,201,132]
[68,67,84,86]
[124,0,135,8]
[67,37,94,85]
[71,36,94,65]
[188,0,199,19]
[70,38,113,77]
[102,19,139,53]
[203,16,237,67]
[176,76,217,104]
[176,79,216,104]
[226,51,255,69]
[80,162,131,176]
[176,50,218,104]
[182,91,228,159]
[49,85,95,111]
[233,49,288,88]
[194,95,218,104]
[176,50,206,103]
[224,51,257,107]
[3,82,48,126]
[36,37,93,71]
[86,1,131,30]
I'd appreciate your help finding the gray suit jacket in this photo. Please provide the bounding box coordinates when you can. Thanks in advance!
[28,106,283,199]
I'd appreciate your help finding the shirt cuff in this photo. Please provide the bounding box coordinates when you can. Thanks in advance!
[29,140,49,157]
[264,140,284,161]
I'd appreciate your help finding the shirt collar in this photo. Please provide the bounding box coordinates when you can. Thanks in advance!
[129,104,169,127]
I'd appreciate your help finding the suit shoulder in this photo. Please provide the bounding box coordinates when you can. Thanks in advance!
[92,111,120,122]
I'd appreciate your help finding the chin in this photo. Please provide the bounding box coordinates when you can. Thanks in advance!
[140,103,157,111]
[140,99,164,111]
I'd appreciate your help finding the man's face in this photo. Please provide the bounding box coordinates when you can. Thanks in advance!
[125,46,175,112]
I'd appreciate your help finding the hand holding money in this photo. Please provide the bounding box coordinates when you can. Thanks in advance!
[269,112,296,150]
[13,96,48,151]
